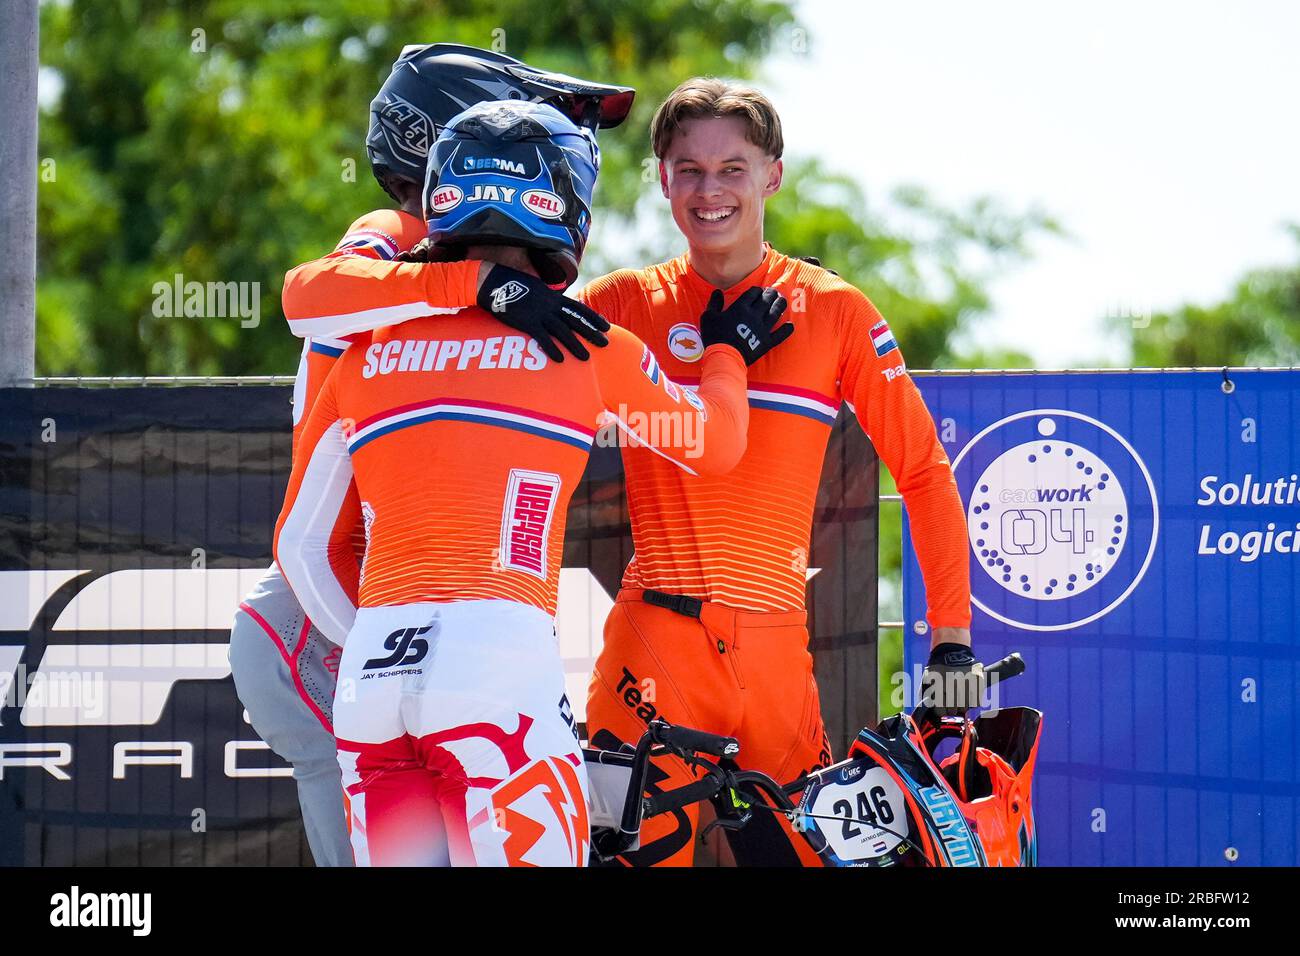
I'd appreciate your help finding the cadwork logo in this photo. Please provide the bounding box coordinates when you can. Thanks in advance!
[953,409,1159,631]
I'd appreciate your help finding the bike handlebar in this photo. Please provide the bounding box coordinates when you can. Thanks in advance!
[985,652,1024,683]
[648,719,740,759]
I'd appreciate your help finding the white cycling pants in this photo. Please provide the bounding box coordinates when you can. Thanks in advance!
[334,600,589,867]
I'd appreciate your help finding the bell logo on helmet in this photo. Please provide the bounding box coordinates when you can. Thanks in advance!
[430,184,464,214]
[522,189,566,219]
[489,280,530,311]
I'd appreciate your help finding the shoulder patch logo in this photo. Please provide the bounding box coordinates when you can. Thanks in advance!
[682,387,706,415]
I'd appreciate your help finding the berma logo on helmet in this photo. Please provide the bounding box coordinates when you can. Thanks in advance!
[952,409,1160,631]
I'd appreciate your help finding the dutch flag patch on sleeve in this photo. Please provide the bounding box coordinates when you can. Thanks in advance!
[639,344,661,385]
[335,229,400,260]
[870,320,898,357]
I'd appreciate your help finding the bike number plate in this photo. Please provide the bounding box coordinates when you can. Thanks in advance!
[804,762,908,862]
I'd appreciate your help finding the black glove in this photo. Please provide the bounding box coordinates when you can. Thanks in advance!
[794,254,839,276]
[698,286,793,366]
[476,264,610,362]
[921,643,987,716]
[393,237,434,263]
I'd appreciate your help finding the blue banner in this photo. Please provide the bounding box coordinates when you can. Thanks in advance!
[902,370,1300,866]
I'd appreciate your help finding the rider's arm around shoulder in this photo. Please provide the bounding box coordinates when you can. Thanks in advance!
[281,210,480,341]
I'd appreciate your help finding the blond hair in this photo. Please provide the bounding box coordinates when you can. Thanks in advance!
[650,77,784,160]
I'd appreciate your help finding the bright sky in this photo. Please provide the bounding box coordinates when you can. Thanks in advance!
[763,0,1300,366]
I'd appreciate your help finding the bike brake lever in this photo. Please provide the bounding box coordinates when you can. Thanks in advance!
[699,809,753,842]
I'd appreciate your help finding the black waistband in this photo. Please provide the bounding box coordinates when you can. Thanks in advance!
[641,589,703,619]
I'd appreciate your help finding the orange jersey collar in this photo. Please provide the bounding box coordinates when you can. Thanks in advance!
[681,243,779,299]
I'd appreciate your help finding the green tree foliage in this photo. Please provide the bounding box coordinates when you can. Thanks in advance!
[1111,226,1300,367]
[764,168,1057,368]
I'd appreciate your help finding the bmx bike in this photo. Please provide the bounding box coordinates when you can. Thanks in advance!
[582,653,1043,867]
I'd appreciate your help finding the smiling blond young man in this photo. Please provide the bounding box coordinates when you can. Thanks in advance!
[574,79,974,866]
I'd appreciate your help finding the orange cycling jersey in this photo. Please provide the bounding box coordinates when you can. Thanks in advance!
[580,248,969,625]
[280,246,971,628]
[274,311,749,643]
[286,208,478,457]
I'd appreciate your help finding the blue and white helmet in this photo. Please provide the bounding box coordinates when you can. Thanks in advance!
[422,101,600,288]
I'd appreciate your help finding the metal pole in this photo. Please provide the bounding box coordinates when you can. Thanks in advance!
[0,0,38,387]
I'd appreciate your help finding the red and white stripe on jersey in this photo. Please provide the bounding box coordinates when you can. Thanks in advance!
[745,382,841,425]
[675,377,841,427]
[347,398,596,454]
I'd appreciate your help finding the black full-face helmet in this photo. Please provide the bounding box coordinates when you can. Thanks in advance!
[366,43,634,202]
